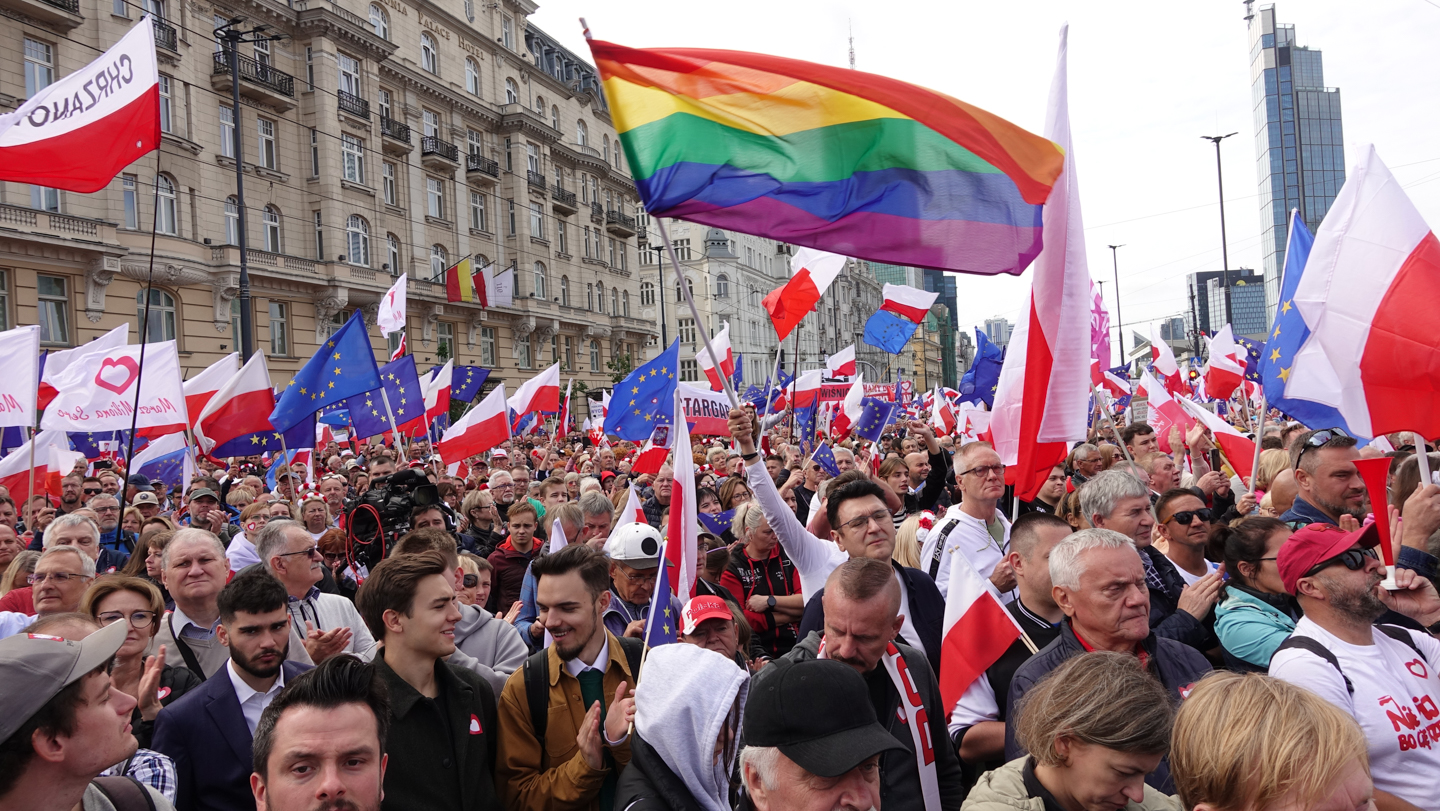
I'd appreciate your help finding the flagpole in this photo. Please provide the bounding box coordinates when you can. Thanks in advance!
[25,427,37,510]
[1245,394,1266,495]
[118,150,166,534]
[760,349,783,417]
[1091,382,1137,471]
[655,219,740,409]
[788,320,801,444]
[378,389,404,453]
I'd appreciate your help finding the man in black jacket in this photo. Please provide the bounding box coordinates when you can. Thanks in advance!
[1004,528,1211,793]
[356,550,499,811]
[767,558,965,810]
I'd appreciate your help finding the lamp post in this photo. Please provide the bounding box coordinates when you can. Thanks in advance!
[1108,244,1124,361]
[1202,132,1238,326]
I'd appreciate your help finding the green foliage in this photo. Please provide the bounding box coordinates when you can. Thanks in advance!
[606,353,633,385]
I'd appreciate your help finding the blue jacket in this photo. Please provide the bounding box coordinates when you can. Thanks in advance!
[153,660,311,811]
[513,561,541,651]
[1214,585,1299,668]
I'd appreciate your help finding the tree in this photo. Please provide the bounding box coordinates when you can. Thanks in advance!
[606,353,633,385]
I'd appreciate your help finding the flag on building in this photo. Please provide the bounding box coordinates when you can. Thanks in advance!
[271,311,382,434]
[376,274,407,335]
[825,344,857,380]
[863,285,939,355]
[444,256,479,303]
[696,322,735,392]
[761,248,847,341]
[438,384,509,463]
[606,339,680,441]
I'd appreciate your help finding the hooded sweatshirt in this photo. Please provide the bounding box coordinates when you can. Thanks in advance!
[448,601,530,694]
[614,644,748,811]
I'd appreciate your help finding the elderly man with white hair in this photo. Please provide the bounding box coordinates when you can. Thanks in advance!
[256,519,375,663]
[0,514,110,615]
[0,545,98,636]
[487,469,516,523]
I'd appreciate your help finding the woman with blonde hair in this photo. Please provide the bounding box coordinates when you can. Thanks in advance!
[1170,671,1374,811]
[0,550,38,595]
[892,513,927,569]
[1252,448,1289,495]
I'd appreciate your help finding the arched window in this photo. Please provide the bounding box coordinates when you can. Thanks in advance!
[387,233,400,273]
[534,94,545,114]
[602,134,609,163]
[596,283,605,314]
[533,261,546,300]
[560,275,569,307]
[430,244,447,278]
[262,205,281,253]
[640,281,654,306]
[550,105,559,131]
[465,58,479,95]
[346,215,370,267]
[421,33,437,74]
[368,3,388,38]
[589,340,600,371]
[576,119,587,147]
[715,274,730,298]
[156,175,177,235]
[224,196,239,244]
[136,288,176,343]
[622,290,630,317]
[504,77,518,104]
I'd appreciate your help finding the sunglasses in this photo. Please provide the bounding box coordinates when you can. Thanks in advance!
[462,574,479,588]
[1303,547,1378,579]
[1166,508,1213,525]
[1296,427,1351,468]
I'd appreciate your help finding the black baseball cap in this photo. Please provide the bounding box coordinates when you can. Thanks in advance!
[744,657,903,778]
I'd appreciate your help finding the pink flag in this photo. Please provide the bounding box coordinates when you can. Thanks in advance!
[1090,279,1111,367]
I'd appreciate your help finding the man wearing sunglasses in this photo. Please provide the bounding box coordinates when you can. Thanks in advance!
[256,519,375,665]
[1269,522,1440,811]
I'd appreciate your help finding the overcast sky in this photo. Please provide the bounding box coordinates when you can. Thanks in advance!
[531,0,1440,353]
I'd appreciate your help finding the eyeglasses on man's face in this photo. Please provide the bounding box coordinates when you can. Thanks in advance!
[839,509,891,534]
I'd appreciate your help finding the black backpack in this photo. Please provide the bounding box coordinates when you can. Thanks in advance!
[521,635,644,743]
[1273,625,1429,694]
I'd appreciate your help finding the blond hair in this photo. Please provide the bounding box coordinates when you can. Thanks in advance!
[1254,448,1290,493]
[1013,651,1173,765]
[892,514,922,569]
[1171,671,1370,811]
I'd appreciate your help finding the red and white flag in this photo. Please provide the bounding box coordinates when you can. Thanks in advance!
[1202,324,1246,401]
[762,247,847,341]
[0,430,86,505]
[825,344,857,380]
[390,333,407,361]
[0,325,41,429]
[696,322,735,392]
[439,385,509,463]
[558,378,573,436]
[0,20,160,192]
[939,544,1025,716]
[1179,398,1257,482]
[376,274,407,335]
[1090,360,1130,400]
[37,325,127,412]
[830,374,865,439]
[184,352,238,429]
[990,26,1090,501]
[664,388,698,599]
[194,352,280,454]
[507,362,560,415]
[631,423,673,477]
[424,360,453,423]
[41,340,188,437]
[930,386,957,436]
[1135,368,1194,454]
[1150,323,1185,396]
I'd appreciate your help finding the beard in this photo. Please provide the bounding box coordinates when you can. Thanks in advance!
[1314,489,1369,522]
[1319,572,1387,623]
[233,642,288,679]
[553,606,601,662]
[309,799,378,811]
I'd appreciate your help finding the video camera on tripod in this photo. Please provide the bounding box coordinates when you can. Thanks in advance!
[343,468,438,569]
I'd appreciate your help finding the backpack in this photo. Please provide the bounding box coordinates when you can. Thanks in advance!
[1273,625,1429,694]
[928,518,963,580]
[522,635,644,744]
[91,776,157,811]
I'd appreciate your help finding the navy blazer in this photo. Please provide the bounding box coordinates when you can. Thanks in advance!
[153,660,311,811]
[797,562,945,677]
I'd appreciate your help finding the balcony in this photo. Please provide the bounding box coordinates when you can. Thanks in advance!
[590,202,604,223]
[212,51,296,112]
[526,170,546,192]
[551,186,577,214]
[337,90,369,120]
[153,18,178,52]
[420,136,459,171]
[2,0,83,30]
[606,210,637,237]
[466,153,499,180]
[380,116,411,153]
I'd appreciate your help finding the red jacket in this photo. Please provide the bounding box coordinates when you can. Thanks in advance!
[0,586,34,615]
[721,544,800,658]
[486,540,535,614]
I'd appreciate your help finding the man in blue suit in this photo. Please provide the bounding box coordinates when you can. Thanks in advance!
[154,568,311,811]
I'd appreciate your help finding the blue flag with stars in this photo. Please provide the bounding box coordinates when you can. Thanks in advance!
[697,509,735,537]
[1257,211,1356,434]
[452,366,491,402]
[855,397,898,443]
[733,353,743,391]
[344,355,423,440]
[1233,336,1266,383]
[606,339,680,441]
[210,397,316,458]
[811,443,842,478]
[959,328,1004,407]
[272,311,383,434]
[644,538,678,647]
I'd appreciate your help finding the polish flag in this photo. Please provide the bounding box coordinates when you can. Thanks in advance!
[1203,325,1246,401]
[1090,360,1130,399]
[194,352,283,455]
[621,483,647,527]
[762,248,847,341]
[1292,145,1440,439]
[939,541,1025,715]
[1179,398,1257,482]
[558,379,573,436]
[989,26,1091,501]
[930,386,958,436]
[632,423,673,477]
[0,430,86,505]
[0,20,159,193]
[507,363,561,416]
[825,344,857,380]
[37,325,127,412]
[957,403,992,444]
[880,287,939,323]
[830,375,865,440]
[390,333,407,361]
[439,385,509,463]
[664,388,698,599]
[184,353,239,428]
[376,274,407,336]
[696,322,735,392]
[1150,323,1185,396]
[791,370,823,409]
[425,360,453,423]
[1136,368,1194,454]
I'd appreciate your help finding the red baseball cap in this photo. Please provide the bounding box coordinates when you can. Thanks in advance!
[1277,522,1381,595]
[681,595,733,636]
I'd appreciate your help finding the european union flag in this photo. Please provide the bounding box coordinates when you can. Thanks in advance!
[210,401,316,458]
[1233,336,1266,383]
[345,355,423,440]
[742,385,766,409]
[959,328,1004,407]
[1,427,25,457]
[855,397,898,443]
[317,408,352,428]
[733,353,743,391]
[69,431,145,460]
[1258,211,1354,433]
[605,339,680,441]
[698,509,735,537]
[863,309,922,354]
[644,540,678,647]
[811,443,841,478]
[452,366,491,402]
[272,310,383,434]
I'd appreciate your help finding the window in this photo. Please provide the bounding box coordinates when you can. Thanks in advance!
[551,105,559,130]
[214,14,227,52]
[504,78,518,104]
[591,177,599,204]
[378,88,392,119]
[382,162,397,205]
[526,142,539,173]
[136,289,177,343]
[586,284,593,310]
[158,76,172,133]
[503,136,512,171]
[387,234,400,273]
[257,118,276,170]
[253,37,271,71]
[305,46,314,89]
[479,327,496,365]
[465,58,480,95]
[421,33,438,74]
[611,288,618,315]
[564,336,573,370]
[313,211,323,258]
[24,39,54,98]
[262,205,281,252]
[430,245,447,278]
[580,172,588,202]
[469,191,487,231]
[603,134,609,164]
[426,177,444,219]
[220,105,235,157]
[516,334,531,368]
[679,315,697,343]
[0,271,8,331]
[467,129,483,158]
[608,238,616,267]
[640,281,654,306]
[437,322,454,359]
[230,298,244,348]
[341,134,364,183]
[553,165,563,191]
[369,3,388,38]
[334,54,360,97]
[310,128,319,177]
[716,274,729,298]
[155,175,177,234]
[679,360,698,381]
[507,199,516,235]
[501,15,513,49]
[422,109,439,138]
[529,202,544,239]
[122,175,138,229]
[533,262,546,299]
[534,95,545,114]
[268,301,288,355]
[556,221,566,254]
[618,242,626,271]
[622,290,630,317]
[596,283,606,314]
[224,197,239,244]
[589,340,600,371]
[37,275,69,344]
[583,226,591,258]
[347,215,370,266]
[560,276,569,306]
[576,119,587,148]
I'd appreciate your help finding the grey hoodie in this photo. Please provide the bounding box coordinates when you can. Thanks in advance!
[446,602,529,693]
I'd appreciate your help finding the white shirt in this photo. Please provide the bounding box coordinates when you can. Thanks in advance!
[921,505,1012,600]
[1270,616,1440,809]
[562,635,628,745]
[226,659,287,735]
[1168,556,1218,587]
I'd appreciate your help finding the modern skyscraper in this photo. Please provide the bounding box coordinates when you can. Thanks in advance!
[1246,2,1346,315]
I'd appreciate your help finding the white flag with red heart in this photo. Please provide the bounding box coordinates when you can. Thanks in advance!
[41,340,189,436]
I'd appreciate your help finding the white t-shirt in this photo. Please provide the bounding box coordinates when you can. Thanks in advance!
[1168,556,1218,587]
[1270,616,1440,809]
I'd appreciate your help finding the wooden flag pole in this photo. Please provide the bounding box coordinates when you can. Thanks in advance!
[655,218,741,409]
[1247,395,1267,494]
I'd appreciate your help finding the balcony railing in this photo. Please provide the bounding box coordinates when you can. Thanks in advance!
[420,136,459,162]
[466,154,499,177]
[552,187,576,207]
[526,170,546,191]
[606,210,637,231]
[380,116,410,143]
[152,17,177,51]
[213,51,295,98]
[337,90,369,119]
[40,0,80,12]
[590,202,604,220]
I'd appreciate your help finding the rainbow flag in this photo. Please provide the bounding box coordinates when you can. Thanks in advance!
[444,256,476,303]
[589,40,1065,276]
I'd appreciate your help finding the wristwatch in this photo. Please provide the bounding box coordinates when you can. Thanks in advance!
[766,594,777,609]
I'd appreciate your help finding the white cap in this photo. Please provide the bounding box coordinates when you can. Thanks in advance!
[607,522,662,568]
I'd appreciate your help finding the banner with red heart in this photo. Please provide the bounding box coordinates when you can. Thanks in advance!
[94,356,140,394]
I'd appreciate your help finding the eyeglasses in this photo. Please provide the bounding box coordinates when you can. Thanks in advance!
[839,509,892,533]
[28,572,89,585]
[94,506,120,513]
[1283,519,1314,530]
[616,568,658,585]
[1165,508,1213,525]
[97,610,157,629]
[462,574,479,588]
[960,464,1006,479]
[1303,547,1377,579]
[322,552,345,564]
[1296,428,1351,469]
[276,546,322,559]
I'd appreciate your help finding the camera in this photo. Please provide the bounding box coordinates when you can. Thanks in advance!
[343,468,438,568]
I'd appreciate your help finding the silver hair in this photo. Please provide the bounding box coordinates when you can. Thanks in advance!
[487,470,513,486]
[740,745,782,791]
[43,513,100,548]
[578,490,614,519]
[1049,528,1137,590]
[816,477,832,502]
[162,528,229,569]
[85,493,119,509]
[38,544,97,577]
[832,447,855,463]
[1078,468,1151,524]
[733,500,769,537]
[255,520,310,570]
[1073,443,1099,462]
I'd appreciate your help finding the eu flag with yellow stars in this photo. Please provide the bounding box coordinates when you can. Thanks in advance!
[644,538,678,647]
[854,397,898,443]
[605,338,680,441]
[271,310,383,434]
[452,366,491,402]
[344,355,423,439]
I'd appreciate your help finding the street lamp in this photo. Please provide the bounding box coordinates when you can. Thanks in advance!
[1108,244,1124,361]
[1202,132,1238,327]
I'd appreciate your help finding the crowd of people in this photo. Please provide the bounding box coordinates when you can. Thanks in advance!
[2,398,1439,811]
